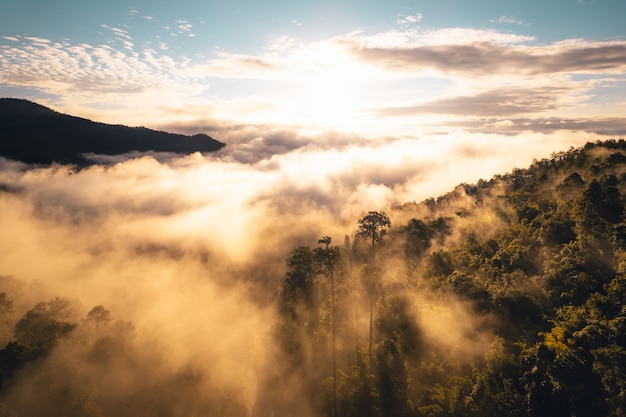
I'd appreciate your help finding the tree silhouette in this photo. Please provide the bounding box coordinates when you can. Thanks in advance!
[86,305,111,340]
[315,236,341,417]
[356,211,391,255]
[360,264,383,364]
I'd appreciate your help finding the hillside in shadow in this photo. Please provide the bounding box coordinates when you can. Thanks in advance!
[0,98,225,165]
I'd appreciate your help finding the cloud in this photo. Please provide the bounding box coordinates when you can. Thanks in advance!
[449,116,626,136]
[22,36,51,44]
[376,84,592,117]
[1,26,625,138]
[494,15,526,25]
[101,25,133,42]
[175,19,194,36]
[265,36,296,51]
[348,39,626,76]
[0,120,604,416]
[397,13,423,25]
[344,28,534,49]
[192,29,534,82]
[0,36,209,107]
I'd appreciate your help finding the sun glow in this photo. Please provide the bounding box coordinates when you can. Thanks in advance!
[287,42,373,130]
[295,70,359,127]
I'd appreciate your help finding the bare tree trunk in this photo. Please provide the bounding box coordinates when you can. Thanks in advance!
[331,269,337,417]
[368,297,373,365]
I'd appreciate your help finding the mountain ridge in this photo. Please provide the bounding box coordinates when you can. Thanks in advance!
[0,98,225,165]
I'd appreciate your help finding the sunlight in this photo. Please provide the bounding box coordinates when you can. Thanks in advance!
[289,42,370,129]
[296,68,358,126]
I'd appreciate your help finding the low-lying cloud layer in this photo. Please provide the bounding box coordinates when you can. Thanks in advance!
[0,129,596,289]
[0,115,609,417]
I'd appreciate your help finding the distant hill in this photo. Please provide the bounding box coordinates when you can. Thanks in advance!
[0,98,225,165]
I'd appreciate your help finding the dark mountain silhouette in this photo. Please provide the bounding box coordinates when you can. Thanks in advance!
[0,98,225,165]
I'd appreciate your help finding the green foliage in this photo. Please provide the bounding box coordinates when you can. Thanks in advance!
[403,217,451,269]
[317,140,626,416]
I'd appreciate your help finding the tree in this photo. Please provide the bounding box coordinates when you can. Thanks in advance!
[283,246,317,311]
[86,305,111,340]
[360,264,383,364]
[13,297,75,352]
[314,236,341,417]
[0,298,76,389]
[337,351,376,417]
[375,339,411,417]
[356,211,391,257]
[0,293,13,345]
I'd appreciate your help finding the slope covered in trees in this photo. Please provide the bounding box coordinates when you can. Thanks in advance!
[2,139,626,416]
[264,139,626,417]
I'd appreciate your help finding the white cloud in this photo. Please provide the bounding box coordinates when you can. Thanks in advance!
[265,36,296,51]
[397,13,423,25]
[0,36,209,114]
[101,25,133,42]
[175,20,193,35]
[23,36,51,44]
[345,27,534,49]
[494,15,525,25]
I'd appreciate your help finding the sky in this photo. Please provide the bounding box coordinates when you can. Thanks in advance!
[1,0,626,138]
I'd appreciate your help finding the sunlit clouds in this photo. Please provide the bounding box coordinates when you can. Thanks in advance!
[2,23,626,135]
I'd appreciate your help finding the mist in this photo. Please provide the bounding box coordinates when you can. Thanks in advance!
[0,128,594,416]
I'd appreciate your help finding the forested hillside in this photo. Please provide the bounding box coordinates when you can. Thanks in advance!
[262,139,626,417]
[2,139,626,416]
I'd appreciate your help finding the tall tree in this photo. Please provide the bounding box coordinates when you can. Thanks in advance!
[356,211,391,258]
[360,264,383,364]
[86,305,111,341]
[315,236,341,417]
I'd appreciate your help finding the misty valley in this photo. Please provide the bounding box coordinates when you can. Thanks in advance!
[3,139,626,417]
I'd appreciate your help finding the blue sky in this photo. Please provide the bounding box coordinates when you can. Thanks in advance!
[3,1,626,49]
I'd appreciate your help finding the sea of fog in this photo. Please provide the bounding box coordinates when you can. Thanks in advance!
[0,129,592,414]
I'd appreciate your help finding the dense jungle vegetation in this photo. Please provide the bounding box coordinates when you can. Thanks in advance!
[3,139,626,416]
